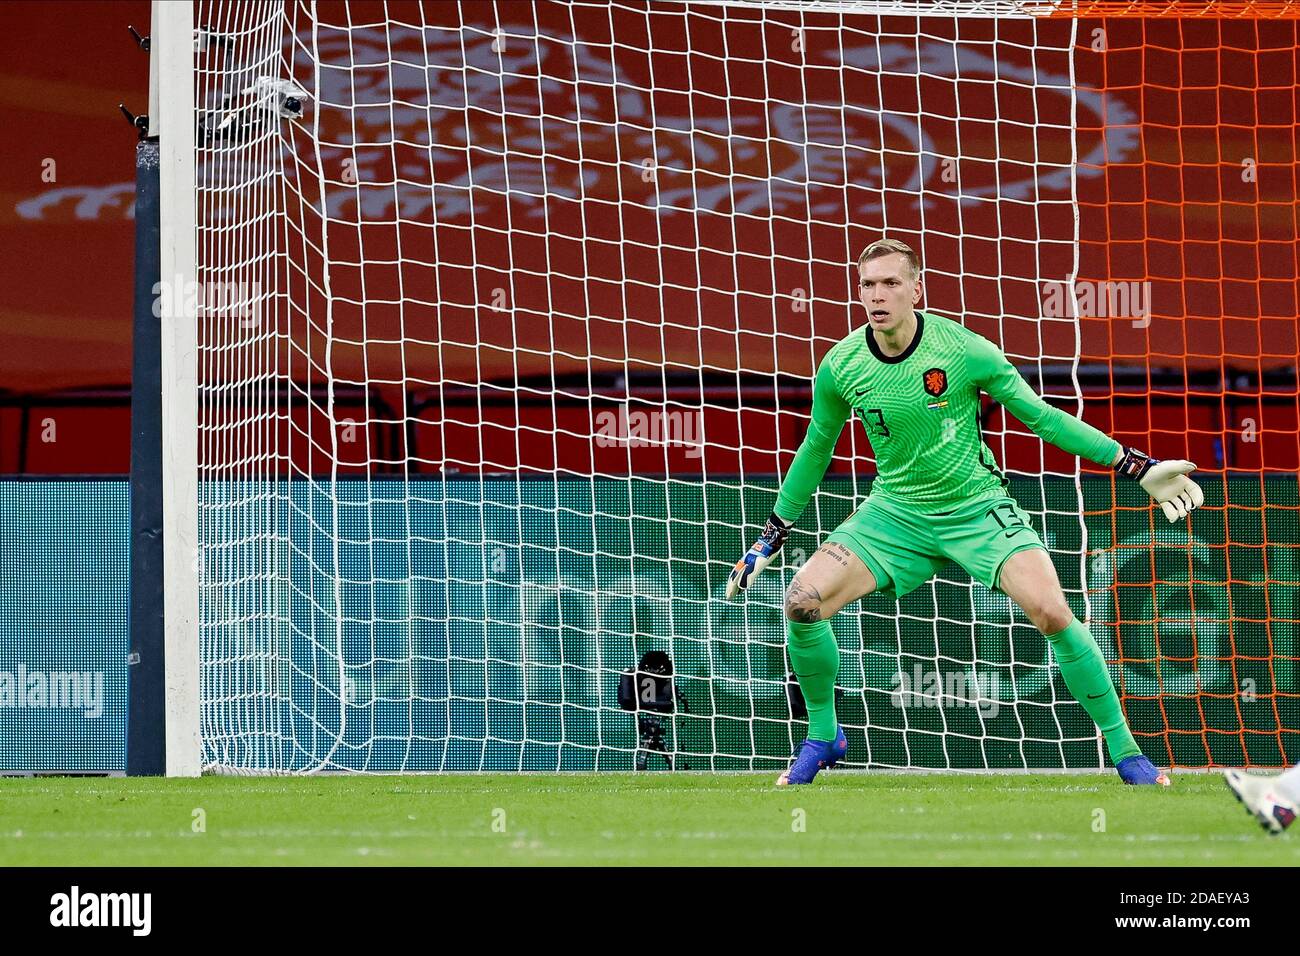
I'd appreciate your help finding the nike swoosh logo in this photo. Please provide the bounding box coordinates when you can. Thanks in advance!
[1086,692,1108,700]
[855,387,872,395]
[1003,529,1027,538]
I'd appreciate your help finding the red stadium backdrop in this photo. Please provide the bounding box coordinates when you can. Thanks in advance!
[0,1,147,471]
[2,2,1297,480]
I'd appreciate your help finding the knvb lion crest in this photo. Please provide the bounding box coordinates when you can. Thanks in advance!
[271,32,1135,225]
[923,368,948,397]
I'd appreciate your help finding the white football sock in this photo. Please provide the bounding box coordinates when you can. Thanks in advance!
[1275,762,1300,803]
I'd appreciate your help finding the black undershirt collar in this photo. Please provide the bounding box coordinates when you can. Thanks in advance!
[865,310,925,364]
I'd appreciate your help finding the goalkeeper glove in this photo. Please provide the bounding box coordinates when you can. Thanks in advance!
[1115,447,1204,523]
[725,513,791,599]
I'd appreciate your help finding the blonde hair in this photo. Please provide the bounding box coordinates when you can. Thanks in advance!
[856,239,920,280]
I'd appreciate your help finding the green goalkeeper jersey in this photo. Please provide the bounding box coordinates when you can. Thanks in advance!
[773,310,1121,520]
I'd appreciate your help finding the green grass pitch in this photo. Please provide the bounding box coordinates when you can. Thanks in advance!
[0,773,1295,866]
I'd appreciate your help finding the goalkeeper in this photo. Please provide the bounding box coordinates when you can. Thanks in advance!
[726,239,1203,786]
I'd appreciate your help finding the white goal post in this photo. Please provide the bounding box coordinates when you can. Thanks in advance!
[154,0,1114,775]
[156,0,202,777]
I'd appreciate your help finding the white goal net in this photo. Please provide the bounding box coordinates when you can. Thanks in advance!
[194,0,1103,773]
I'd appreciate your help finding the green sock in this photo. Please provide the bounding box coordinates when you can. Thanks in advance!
[1047,617,1140,763]
[786,618,840,741]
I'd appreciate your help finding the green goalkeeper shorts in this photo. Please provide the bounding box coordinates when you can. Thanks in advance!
[825,492,1046,598]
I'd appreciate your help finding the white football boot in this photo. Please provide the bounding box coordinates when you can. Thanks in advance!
[1222,769,1297,835]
